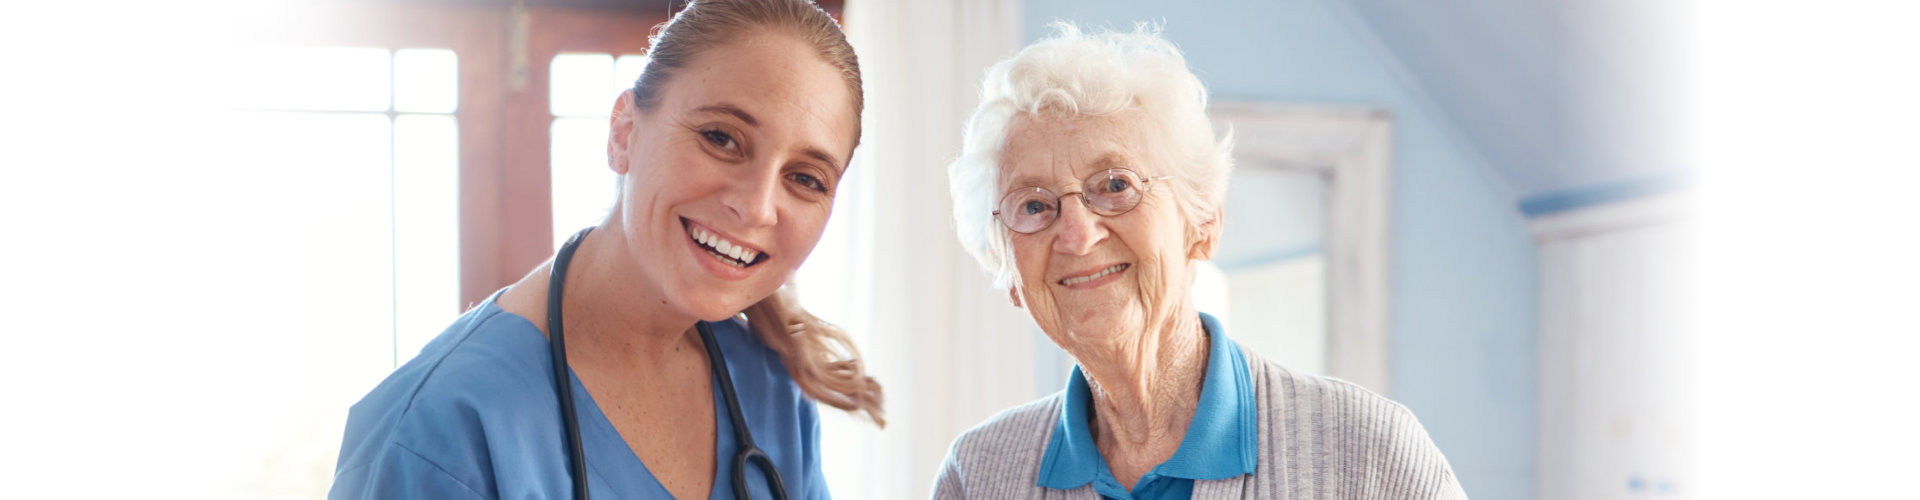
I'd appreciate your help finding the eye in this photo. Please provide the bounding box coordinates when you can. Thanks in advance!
[788,172,829,193]
[700,129,738,151]
[1099,176,1132,194]
[1021,199,1052,215]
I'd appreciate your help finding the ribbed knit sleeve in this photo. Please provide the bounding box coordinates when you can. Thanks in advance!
[932,395,1078,499]
[1237,353,1466,500]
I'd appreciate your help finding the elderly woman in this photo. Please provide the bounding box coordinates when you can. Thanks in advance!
[934,24,1466,499]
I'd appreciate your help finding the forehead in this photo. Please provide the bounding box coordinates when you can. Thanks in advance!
[657,32,860,159]
[997,109,1156,188]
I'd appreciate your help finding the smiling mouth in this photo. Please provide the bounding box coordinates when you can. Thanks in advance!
[1060,263,1129,286]
[683,218,770,268]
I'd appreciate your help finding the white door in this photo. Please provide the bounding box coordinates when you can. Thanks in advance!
[1536,195,1692,499]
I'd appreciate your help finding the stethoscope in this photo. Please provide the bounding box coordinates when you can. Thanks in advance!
[548,227,790,500]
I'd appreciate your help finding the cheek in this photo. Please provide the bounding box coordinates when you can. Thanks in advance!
[1009,237,1050,284]
[1136,206,1191,261]
[778,204,834,263]
[619,158,673,206]
[1120,213,1187,296]
[641,141,724,188]
[1014,243,1067,324]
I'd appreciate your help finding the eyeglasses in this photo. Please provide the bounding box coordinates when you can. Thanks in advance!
[992,168,1173,234]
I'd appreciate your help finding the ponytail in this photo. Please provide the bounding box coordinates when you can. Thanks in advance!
[634,0,880,425]
[742,286,886,427]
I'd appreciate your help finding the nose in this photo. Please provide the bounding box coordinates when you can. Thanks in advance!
[1051,194,1107,255]
[720,165,780,227]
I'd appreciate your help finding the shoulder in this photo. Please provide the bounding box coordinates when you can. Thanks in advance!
[954,392,1061,452]
[335,299,560,492]
[1238,345,1465,498]
[938,393,1063,488]
[1236,342,1416,429]
[1257,355,1408,418]
[386,300,559,422]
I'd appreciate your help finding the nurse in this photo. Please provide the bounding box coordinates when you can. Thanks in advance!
[329,0,881,498]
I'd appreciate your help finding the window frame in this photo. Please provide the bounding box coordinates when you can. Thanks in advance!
[248,2,671,306]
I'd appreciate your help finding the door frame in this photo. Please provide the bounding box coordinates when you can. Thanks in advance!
[1209,102,1395,395]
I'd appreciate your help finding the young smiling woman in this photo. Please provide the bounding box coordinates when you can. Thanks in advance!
[330,1,882,499]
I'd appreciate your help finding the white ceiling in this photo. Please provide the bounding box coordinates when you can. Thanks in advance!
[1339,0,1688,203]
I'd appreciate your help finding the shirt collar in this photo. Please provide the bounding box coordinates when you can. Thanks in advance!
[1035,312,1257,490]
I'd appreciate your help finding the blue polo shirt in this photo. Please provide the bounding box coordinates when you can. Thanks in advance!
[1034,313,1256,499]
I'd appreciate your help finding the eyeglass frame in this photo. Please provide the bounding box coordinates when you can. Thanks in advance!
[990,168,1174,234]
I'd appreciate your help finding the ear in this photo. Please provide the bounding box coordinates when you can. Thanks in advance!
[1008,285,1024,309]
[1187,206,1224,261]
[607,91,639,175]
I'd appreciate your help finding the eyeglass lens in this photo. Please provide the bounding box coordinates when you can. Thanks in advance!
[995,169,1150,233]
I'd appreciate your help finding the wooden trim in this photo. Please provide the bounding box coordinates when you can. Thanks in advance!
[456,8,521,308]
[235,3,667,307]
[1530,191,1692,243]
[478,8,667,306]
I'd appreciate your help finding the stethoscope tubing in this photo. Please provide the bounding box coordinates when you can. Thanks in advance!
[547,227,788,500]
[550,228,593,500]
[697,320,789,498]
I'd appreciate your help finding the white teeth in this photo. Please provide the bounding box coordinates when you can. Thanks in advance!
[1061,264,1127,286]
[687,221,760,266]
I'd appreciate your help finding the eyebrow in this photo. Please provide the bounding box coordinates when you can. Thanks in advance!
[1087,152,1135,171]
[1004,152,1137,188]
[694,103,846,172]
[805,148,845,173]
[693,104,759,127]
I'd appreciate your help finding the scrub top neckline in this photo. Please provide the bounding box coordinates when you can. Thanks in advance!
[488,297,743,499]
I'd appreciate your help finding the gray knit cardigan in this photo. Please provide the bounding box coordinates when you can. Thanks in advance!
[932,341,1468,499]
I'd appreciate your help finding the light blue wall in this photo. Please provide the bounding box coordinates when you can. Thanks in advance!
[1021,1,1539,498]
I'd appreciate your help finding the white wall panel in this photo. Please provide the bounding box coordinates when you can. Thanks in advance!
[1537,194,1691,499]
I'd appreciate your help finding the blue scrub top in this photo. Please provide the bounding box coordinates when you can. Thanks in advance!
[1035,312,1257,500]
[330,290,829,499]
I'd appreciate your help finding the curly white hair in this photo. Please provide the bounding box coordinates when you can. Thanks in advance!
[947,21,1234,289]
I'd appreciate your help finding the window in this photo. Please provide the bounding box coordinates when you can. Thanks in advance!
[549,52,649,248]
[216,45,463,498]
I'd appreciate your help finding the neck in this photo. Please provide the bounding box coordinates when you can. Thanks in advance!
[561,224,704,366]
[1073,305,1209,453]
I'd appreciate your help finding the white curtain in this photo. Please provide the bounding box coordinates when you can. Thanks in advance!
[796,1,1041,498]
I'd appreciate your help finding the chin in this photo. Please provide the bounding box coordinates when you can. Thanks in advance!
[1069,307,1148,338]
[664,290,747,323]
[693,283,786,322]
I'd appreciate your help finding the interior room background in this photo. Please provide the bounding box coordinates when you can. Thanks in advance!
[3,0,1915,499]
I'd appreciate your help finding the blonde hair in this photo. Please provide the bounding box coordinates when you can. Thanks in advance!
[948,22,1234,289]
[636,0,883,426]
[743,287,882,426]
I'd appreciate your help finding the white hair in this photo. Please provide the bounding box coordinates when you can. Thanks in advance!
[948,21,1234,289]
